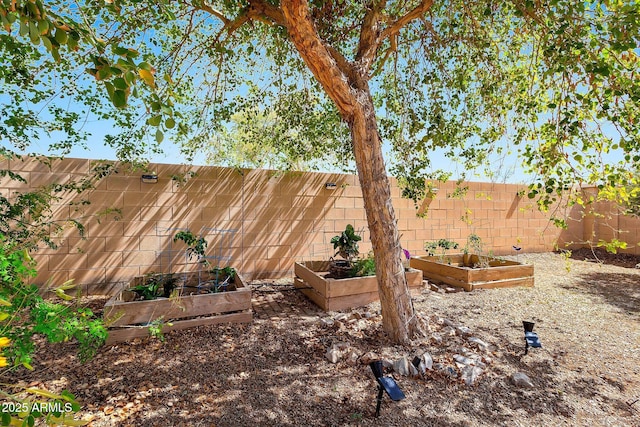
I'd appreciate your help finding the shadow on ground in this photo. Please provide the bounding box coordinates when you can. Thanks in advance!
[573,271,640,316]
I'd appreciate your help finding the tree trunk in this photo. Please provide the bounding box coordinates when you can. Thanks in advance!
[280,0,421,343]
[349,88,421,343]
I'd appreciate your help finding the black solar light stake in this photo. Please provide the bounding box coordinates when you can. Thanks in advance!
[523,321,542,354]
[370,360,405,417]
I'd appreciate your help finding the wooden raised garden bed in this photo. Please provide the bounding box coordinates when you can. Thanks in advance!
[104,271,252,344]
[410,254,534,291]
[294,261,423,311]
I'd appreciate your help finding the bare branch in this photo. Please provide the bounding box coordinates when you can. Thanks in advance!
[190,0,286,37]
[188,0,230,25]
[372,33,396,77]
[380,0,434,41]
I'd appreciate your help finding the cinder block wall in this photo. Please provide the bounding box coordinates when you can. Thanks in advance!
[1,156,613,293]
[576,197,640,254]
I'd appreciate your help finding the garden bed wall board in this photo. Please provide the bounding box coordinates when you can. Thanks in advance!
[294,261,423,311]
[410,255,534,291]
[104,272,251,344]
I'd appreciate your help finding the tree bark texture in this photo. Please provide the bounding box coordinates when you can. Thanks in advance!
[281,0,421,343]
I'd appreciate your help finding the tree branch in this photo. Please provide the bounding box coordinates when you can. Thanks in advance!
[280,0,356,119]
[189,0,230,25]
[190,0,286,37]
[246,0,287,27]
[380,0,434,41]
[355,2,385,72]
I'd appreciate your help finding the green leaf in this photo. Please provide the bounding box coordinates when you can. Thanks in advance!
[2,412,11,425]
[104,81,115,100]
[37,20,49,35]
[112,90,127,108]
[113,77,128,90]
[112,46,130,56]
[155,129,164,142]
[41,35,53,51]
[124,71,136,85]
[99,65,113,80]
[19,20,29,37]
[165,117,175,129]
[147,115,162,126]
[29,21,40,44]
[54,28,68,44]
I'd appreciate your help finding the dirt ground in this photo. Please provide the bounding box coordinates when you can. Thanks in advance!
[5,251,640,426]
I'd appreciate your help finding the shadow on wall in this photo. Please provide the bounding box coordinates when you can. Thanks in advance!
[11,157,631,293]
[26,160,367,294]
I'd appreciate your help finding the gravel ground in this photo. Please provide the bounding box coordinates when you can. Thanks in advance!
[5,252,640,426]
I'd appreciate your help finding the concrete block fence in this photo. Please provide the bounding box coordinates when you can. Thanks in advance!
[2,156,636,294]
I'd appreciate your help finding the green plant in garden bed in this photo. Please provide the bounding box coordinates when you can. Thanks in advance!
[330,224,361,262]
[173,230,208,261]
[349,254,376,277]
[424,238,459,263]
[206,266,237,292]
[129,273,179,300]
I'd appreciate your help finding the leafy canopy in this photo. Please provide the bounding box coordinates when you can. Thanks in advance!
[0,0,638,211]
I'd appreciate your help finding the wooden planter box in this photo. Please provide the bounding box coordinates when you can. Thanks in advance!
[294,261,423,311]
[104,271,252,344]
[410,254,534,291]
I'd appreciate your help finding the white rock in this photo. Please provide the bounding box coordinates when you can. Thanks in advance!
[453,354,473,368]
[421,353,433,371]
[335,313,350,321]
[461,365,483,386]
[357,320,369,329]
[431,333,443,344]
[455,346,473,356]
[456,326,472,336]
[334,341,351,351]
[442,318,456,327]
[443,326,457,336]
[511,372,534,388]
[320,318,335,327]
[468,337,489,352]
[409,362,420,377]
[393,357,411,376]
[345,350,359,365]
[326,347,340,364]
